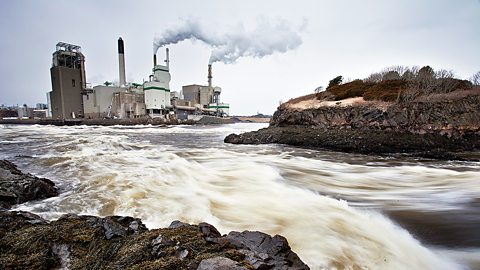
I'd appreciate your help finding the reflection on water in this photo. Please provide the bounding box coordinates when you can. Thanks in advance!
[1,123,479,270]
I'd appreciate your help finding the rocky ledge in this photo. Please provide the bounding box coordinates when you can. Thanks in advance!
[0,211,309,270]
[0,160,58,209]
[225,93,480,160]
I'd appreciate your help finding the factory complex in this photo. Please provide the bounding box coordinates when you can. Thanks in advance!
[48,38,230,121]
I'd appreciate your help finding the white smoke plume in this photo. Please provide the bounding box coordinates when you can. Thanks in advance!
[153,17,305,64]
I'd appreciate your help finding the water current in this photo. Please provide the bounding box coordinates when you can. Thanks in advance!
[1,123,479,269]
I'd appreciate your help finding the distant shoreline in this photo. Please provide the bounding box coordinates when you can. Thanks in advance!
[0,116,271,126]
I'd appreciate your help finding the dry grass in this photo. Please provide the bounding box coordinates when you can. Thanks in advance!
[284,97,392,111]
[414,87,480,102]
[283,93,317,105]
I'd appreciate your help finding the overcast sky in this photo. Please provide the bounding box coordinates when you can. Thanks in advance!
[0,0,479,115]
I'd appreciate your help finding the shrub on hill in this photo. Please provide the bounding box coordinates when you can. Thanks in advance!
[363,80,407,102]
[324,65,474,103]
[326,80,373,100]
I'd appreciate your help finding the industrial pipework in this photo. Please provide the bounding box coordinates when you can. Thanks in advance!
[118,37,126,87]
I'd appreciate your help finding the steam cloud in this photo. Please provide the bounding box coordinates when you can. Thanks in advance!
[153,18,305,64]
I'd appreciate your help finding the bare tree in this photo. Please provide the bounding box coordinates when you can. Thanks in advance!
[435,69,455,80]
[382,71,401,81]
[343,77,354,84]
[433,69,458,93]
[364,72,383,83]
[470,71,480,86]
[402,69,416,81]
[385,65,407,76]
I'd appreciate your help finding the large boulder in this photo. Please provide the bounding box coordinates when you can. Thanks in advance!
[0,160,58,209]
[226,231,310,270]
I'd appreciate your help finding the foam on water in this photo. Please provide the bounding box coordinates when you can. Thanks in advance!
[2,123,479,269]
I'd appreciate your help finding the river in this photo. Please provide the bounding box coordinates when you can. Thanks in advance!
[1,123,479,270]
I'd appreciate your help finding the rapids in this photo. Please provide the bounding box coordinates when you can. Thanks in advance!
[1,123,479,270]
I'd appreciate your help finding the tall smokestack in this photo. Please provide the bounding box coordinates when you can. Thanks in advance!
[208,64,212,88]
[153,54,157,66]
[118,37,126,87]
[165,48,170,69]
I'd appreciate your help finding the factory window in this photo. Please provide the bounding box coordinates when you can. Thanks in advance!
[72,79,76,87]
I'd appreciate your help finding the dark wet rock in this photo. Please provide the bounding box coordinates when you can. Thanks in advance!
[0,160,58,209]
[225,95,480,160]
[226,231,309,270]
[0,210,48,230]
[175,246,189,260]
[102,216,129,239]
[0,212,309,269]
[151,234,174,257]
[197,256,247,270]
[169,219,193,229]
[199,222,222,238]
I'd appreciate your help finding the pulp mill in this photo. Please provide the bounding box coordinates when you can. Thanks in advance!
[48,38,230,120]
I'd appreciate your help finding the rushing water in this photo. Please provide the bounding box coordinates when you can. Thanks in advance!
[1,123,479,270]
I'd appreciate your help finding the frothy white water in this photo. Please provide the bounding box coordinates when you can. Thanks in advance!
[2,123,478,269]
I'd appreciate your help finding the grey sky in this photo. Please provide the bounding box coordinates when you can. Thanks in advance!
[0,0,479,115]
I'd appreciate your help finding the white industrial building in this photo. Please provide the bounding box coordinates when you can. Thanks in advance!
[144,49,172,118]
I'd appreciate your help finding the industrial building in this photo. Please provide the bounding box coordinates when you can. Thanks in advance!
[82,38,145,119]
[49,42,86,119]
[144,49,172,118]
[174,64,229,119]
[48,38,229,121]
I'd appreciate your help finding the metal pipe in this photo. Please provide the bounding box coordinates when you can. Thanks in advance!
[153,54,157,66]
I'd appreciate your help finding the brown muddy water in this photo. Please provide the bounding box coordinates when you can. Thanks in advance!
[1,123,479,270]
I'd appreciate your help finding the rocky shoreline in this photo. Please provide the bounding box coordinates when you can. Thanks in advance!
[225,93,480,160]
[0,160,309,269]
[0,212,308,270]
[224,125,480,160]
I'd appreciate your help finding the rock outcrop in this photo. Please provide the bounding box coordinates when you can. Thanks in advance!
[270,95,480,138]
[0,211,309,270]
[0,160,58,209]
[225,92,480,160]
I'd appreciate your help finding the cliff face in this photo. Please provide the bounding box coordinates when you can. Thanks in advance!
[225,92,480,160]
[271,95,480,138]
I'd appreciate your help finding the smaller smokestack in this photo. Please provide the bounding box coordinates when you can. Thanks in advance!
[165,48,170,69]
[153,54,157,66]
[208,64,212,88]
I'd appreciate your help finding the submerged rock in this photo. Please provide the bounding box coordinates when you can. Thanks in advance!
[0,211,309,270]
[0,160,58,209]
